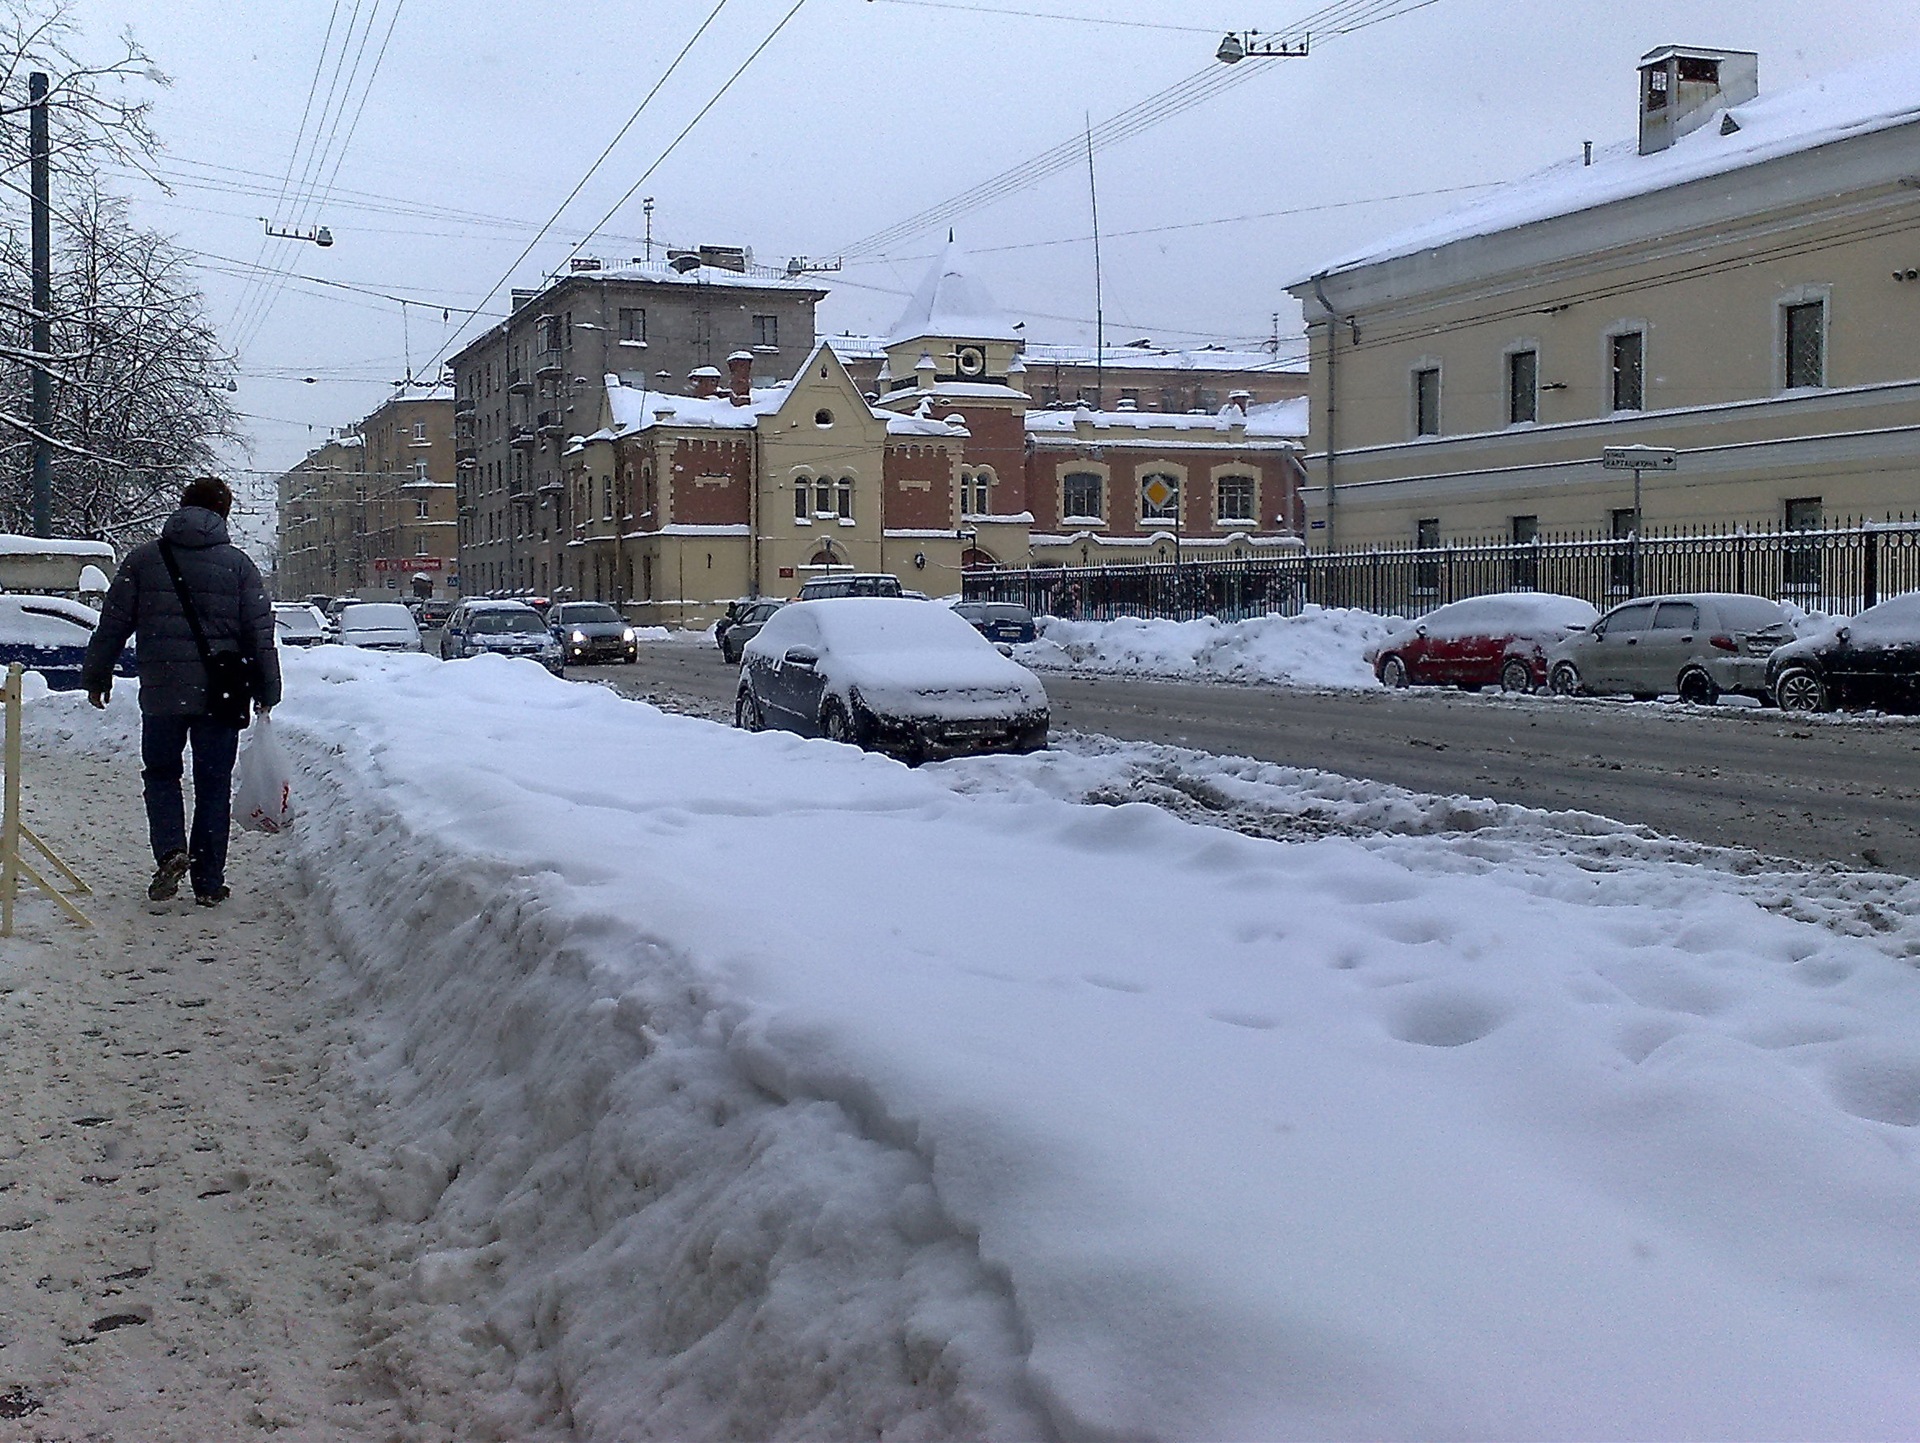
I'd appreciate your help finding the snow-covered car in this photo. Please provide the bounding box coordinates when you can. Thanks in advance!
[1367,592,1597,693]
[1547,593,1794,703]
[1768,591,1920,713]
[337,601,422,653]
[439,599,564,674]
[734,597,1049,760]
[951,600,1039,645]
[271,602,329,647]
[716,597,784,665]
[0,594,134,690]
[547,601,638,665]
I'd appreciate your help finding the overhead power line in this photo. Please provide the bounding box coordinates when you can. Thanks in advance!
[867,0,1222,34]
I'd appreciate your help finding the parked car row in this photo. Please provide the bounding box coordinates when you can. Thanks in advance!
[1367,588,1920,714]
[0,594,135,690]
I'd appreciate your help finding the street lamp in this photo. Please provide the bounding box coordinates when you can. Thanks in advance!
[1215,31,1311,64]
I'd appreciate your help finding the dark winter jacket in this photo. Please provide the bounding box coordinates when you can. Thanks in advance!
[80,506,283,717]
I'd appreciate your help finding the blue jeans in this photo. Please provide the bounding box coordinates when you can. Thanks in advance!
[141,715,241,895]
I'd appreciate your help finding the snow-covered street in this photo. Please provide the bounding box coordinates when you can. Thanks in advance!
[14,650,1920,1439]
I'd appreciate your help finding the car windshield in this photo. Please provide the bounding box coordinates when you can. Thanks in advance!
[341,603,415,630]
[469,611,544,634]
[274,607,322,633]
[561,604,622,624]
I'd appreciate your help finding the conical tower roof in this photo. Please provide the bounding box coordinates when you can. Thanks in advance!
[887,237,1020,346]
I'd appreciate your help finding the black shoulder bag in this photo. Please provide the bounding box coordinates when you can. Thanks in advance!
[158,540,254,729]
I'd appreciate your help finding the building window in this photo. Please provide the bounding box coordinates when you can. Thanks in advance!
[961,469,991,517]
[1062,471,1102,521]
[1510,513,1539,589]
[1414,517,1441,594]
[1040,384,1061,407]
[603,476,615,521]
[793,477,809,522]
[411,420,426,441]
[837,476,853,520]
[415,498,430,520]
[753,314,778,349]
[416,538,431,557]
[815,476,833,517]
[1160,386,1182,413]
[1119,388,1139,408]
[1610,331,1645,411]
[1216,474,1255,524]
[1140,472,1180,523]
[1413,367,1440,436]
[1198,388,1221,413]
[1507,349,1538,425]
[1784,301,1825,389]
[1784,496,1823,591]
[1077,386,1102,408]
[619,307,647,343]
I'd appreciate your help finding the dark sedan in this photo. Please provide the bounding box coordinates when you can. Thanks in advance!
[717,598,785,664]
[1769,592,1920,713]
[952,600,1038,645]
[548,602,638,665]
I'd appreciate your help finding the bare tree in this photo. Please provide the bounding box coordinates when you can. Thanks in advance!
[0,3,240,541]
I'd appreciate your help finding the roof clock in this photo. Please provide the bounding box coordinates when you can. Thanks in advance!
[954,344,988,379]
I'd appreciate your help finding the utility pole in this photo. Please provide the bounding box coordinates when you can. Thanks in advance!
[643,197,655,264]
[29,72,51,538]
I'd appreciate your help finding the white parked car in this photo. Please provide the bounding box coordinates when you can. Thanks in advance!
[271,602,329,647]
[336,601,422,653]
[734,597,1049,760]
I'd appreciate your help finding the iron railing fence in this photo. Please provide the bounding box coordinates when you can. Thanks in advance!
[963,519,1920,623]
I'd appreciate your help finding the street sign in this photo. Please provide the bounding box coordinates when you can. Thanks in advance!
[1142,476,1177,511]
[1602,445,1678,471]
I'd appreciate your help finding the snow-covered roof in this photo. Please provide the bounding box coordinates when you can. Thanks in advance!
[887,239,1021,346]
[524,259,827,300]
[1025,397,1306,443]
[0,534,114,560]
[1019,342,1307,376]
[1306,45,1920,279]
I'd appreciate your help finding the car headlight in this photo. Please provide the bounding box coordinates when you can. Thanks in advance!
[571,629,587,644]
[622,627,635,642]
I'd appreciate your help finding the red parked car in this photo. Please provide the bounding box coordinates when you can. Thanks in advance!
[1368,593,1599,693]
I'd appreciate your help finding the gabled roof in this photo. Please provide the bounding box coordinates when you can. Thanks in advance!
[887,239,1021,346]
[1300,44,1920,282]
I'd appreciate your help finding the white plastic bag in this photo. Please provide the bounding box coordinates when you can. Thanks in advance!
[235,716,295,834]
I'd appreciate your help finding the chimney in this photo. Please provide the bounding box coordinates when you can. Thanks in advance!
[688,366,722,400]
[1638,46,1758,155]
[726,350,753,406]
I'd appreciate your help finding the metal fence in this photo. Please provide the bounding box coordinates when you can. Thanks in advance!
[962,520,1920,622]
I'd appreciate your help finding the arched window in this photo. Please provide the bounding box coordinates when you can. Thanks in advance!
[960,546,998,570]
[814,476,833,517]
[793,475,810,522]
[836,476,854,520]
[960,468,992,517]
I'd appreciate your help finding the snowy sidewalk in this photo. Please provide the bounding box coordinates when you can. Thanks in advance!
[0,736,569,1440]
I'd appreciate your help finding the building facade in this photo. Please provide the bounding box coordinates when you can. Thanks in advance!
[450,254,827,601]
[548,245,1306,624]
[1287,45,1920,552]
[272,388,457,602]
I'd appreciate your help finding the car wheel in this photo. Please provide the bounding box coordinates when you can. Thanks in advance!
[1775,667,1830,713]
[1548,661,1582,697]
[1379,654,1410,689]
[734,687,765,731]
[1499,658,1534,695]
[821,699,861,748]
[1677,668,1720,706]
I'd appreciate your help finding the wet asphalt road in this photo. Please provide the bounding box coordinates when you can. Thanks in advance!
[571,642,1920,877]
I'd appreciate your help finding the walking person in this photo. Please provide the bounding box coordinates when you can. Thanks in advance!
[81,477,281,906]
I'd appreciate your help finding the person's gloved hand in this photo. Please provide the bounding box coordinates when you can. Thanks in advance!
[87,687,109,710]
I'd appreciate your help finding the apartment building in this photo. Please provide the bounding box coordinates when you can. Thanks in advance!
[275,433,367,600]
[450,252,827,600]
[1287,45,1920,550]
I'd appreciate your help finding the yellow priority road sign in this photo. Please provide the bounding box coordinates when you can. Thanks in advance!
[1142,476,1177,511]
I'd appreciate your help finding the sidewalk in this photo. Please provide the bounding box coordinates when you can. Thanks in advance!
[0,732,560,1440]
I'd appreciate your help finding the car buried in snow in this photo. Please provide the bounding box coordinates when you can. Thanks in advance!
[1366,592,1598,693]
[1546,592,1795,703]
[271,602,329,647]
[0,594,134,690]
[734,597,1049,761]
[1768,591,1920,714]
[336,601,423,653]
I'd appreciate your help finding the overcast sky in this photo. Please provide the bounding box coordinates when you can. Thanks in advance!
[69,0,1917,481]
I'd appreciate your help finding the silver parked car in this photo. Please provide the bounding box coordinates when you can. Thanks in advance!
[1546,592,1795,703]
[439,599,565,674]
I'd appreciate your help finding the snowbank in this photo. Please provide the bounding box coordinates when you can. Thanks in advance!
[35,653,1920,1438]
[1021,604,1399,689]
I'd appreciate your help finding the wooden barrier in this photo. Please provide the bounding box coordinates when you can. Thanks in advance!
[0,662,91,935]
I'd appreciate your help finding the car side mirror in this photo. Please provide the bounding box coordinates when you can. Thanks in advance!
[995,642,1014,657]
[783,645,819,668]
[1837,625,1851,644]
[1415,623,1428,637]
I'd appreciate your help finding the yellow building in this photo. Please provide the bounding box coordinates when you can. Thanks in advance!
[1288,45,1920,551]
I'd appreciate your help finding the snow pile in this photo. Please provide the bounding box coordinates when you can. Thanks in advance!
[1022,604,1401,689]
[34,649,1920,1437]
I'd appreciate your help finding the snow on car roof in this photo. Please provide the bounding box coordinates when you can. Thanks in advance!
[804,596,994,652]
[1414,593,1598,636]
[1852,590,1920,635]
